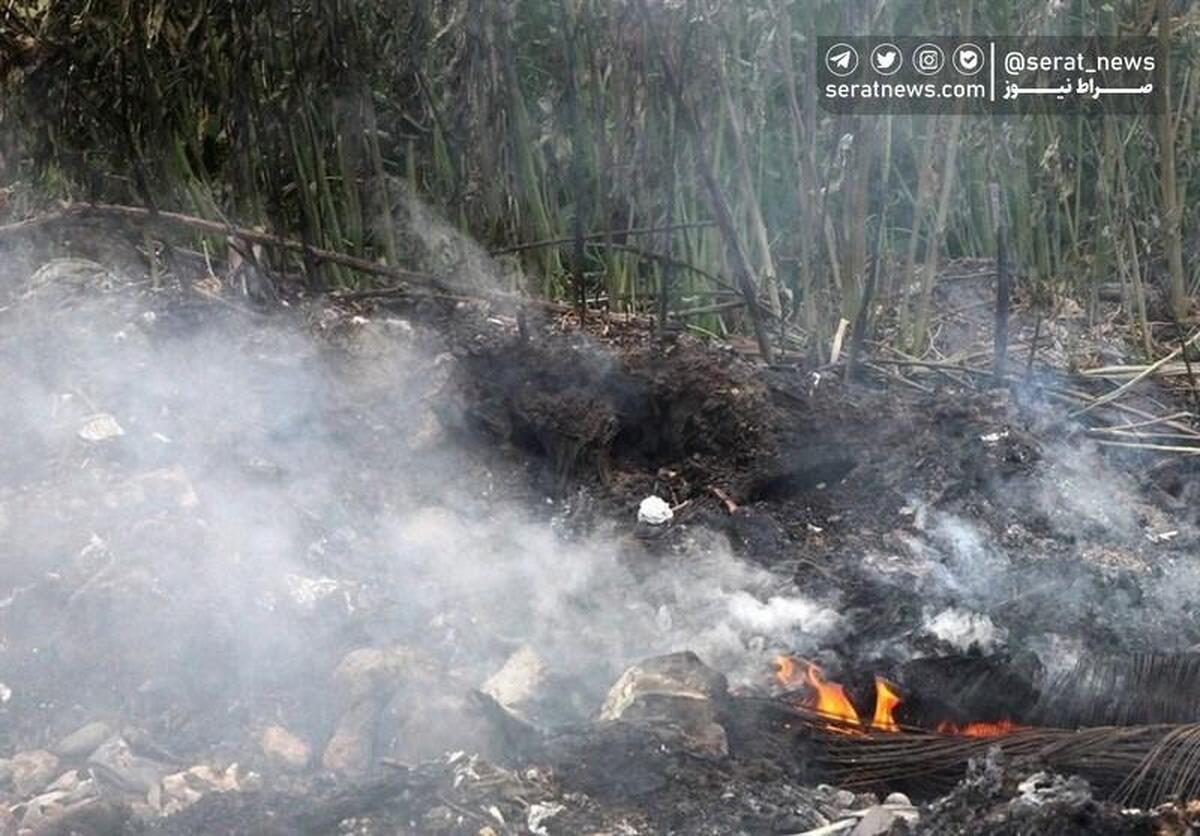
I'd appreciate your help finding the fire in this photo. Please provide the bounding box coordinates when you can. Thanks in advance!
[805,661,862,726]
[872,677,902,732]
[775,655,1022,738]
[775,657,902,731]
[936,719,1026,738]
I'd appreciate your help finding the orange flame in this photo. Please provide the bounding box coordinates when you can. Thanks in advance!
[936,719,1026,738]
[872,677,902,732]
[806,662,861,726]
[775,655,803,687]
[775,657,904,732]
[775,655,1027,738]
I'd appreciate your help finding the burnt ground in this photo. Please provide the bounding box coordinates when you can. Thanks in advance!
[2,226,1200,834]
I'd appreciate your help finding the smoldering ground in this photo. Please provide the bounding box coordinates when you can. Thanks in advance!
[2,211,1198,779]
[0,256,843,761]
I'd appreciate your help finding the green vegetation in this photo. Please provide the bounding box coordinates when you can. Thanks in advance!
[1,0,1197,358]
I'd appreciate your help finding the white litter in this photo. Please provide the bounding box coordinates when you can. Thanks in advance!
[78,413,125,442]
[0,682,11,703]
[925,607,1006,653]
[528,802,566,835]
[283,573,345,609]
[637,495,674,525]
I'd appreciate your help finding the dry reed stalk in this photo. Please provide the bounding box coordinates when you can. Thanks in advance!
[794,706,1200,806]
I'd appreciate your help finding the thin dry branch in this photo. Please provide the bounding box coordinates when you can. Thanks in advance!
[0,203,525,302]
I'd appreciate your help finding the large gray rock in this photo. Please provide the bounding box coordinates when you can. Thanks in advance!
[87,738,168,794]
[323,645,442,775]
[599,652,729,757]
[53,721,113,758]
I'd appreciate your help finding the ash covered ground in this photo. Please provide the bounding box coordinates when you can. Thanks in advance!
[2,232,1200,834]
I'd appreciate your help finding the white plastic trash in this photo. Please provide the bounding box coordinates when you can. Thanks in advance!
[637,496,674,525]
[78,413,125,442]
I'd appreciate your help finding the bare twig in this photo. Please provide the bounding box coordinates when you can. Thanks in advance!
[1093,440,1200,455]
[0,203,528,304]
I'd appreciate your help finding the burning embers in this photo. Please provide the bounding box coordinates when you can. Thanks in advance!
[775,656,1023,738]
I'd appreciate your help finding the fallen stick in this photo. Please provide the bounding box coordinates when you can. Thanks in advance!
[786,819,856,836]
[872,357,1200,447]
[0,202,531,305]
[1082,362,1200,379]
[1094,412,1194,433]
[1072,327,1200,416]
[671,300,747,319]
[1048,387,1199,437]
[709,485,739,514]
[863,362,936,394]
[1085,428,1198,441]
[1093,440,1200,455]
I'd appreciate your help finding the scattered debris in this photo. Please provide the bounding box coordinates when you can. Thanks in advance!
[158,763,256,816]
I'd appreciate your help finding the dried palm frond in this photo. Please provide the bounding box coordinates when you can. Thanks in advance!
[795,705,1200,806]
[1034,653,1200,728]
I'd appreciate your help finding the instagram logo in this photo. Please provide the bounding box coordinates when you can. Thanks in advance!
[913,43,945,76]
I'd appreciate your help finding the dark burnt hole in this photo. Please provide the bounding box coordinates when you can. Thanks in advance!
[743,448,858,502]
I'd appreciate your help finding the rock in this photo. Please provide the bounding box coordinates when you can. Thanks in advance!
[599,652,729,757]
[18,798,129,836]
[322,701,379,775]
[158,763,255,816]
[12,771,103,833]
[884,792,911,807]
[87,738,168,794]
[333,645,438,704]
[9,750,59,797]
[53,721,113,758]
[831,788,857,809]
[852,806,908,836]
[44,770,85,794]
[326,644,471,774]
[259,726,311,771]
[0,806,14,836]
[482,646,548,718]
